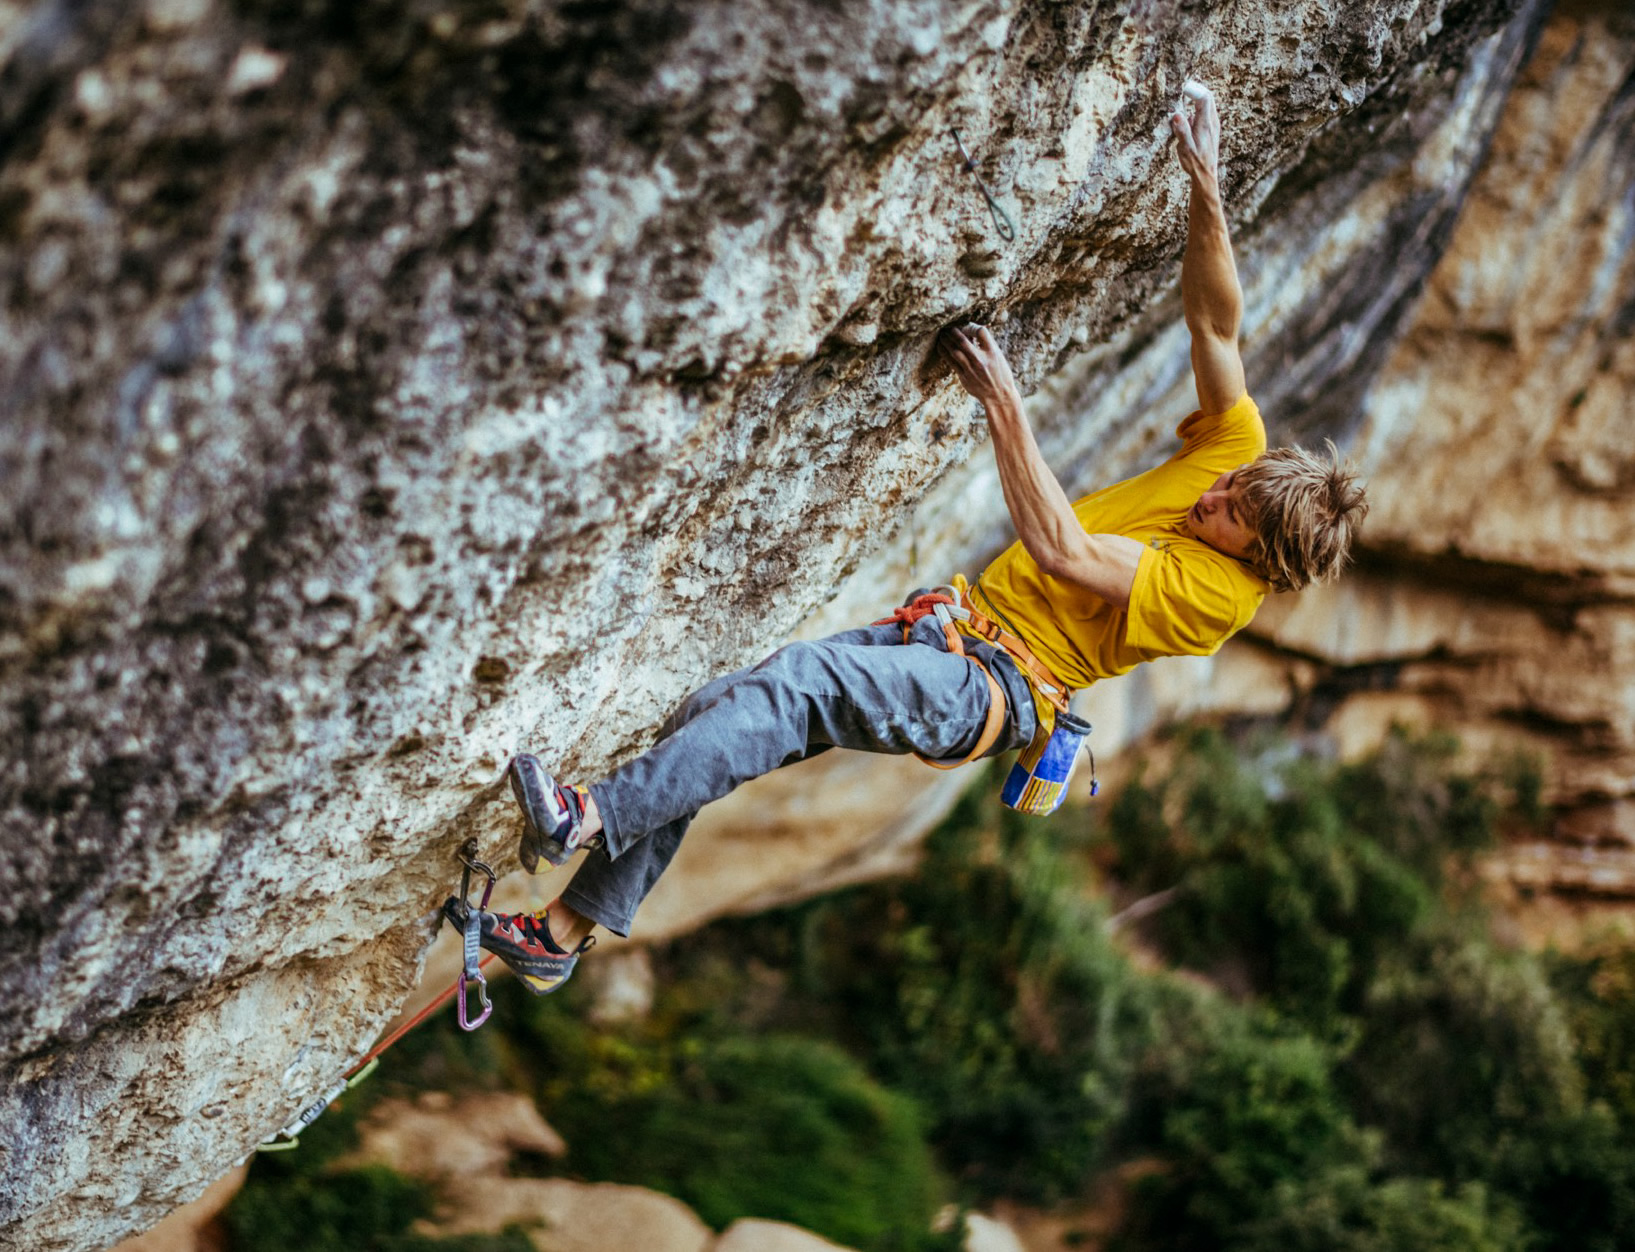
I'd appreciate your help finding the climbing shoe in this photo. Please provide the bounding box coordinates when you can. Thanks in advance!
[442,896,593,996]
[508,753,601,873]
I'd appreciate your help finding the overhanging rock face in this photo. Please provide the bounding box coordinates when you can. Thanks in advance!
[1,1,1540,1247]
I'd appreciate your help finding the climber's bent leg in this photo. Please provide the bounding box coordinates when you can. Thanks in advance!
[554,646,818,938]
[595,617,1027,846]
[559,617,1037,936]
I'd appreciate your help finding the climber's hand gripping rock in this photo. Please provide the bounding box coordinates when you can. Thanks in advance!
[1171,79,1221,184]
[941,322,1017,408]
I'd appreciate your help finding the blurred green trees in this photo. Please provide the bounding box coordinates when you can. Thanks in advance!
[227,727,1635,1252]
[524,1028,947,1249]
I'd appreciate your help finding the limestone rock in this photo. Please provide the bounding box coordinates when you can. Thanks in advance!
[431,1177,713,1252]
[1238,1,1635,931]
[963,1211,1028,1252]
[0,0,1554,1248]
[331,1090,567,1181]
[582,945,657,1025]
[105,1165,245,1252]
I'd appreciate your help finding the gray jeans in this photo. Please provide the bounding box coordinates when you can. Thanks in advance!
[561,615,1040,936]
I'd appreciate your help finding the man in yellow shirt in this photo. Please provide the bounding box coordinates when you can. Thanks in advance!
[448,82,1369,994]
[944,81,1363,690]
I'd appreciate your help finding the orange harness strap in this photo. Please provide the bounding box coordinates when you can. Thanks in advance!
[876,590,1073,715]
[954,607,1070,714]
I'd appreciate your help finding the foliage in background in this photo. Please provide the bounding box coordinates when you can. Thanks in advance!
[224,1093,533,1252]
[1094,729,1633,1250]
[1105,731,1494,1039]
[518,1024,948,1250]
[771,785,1175,1202]
[227,726,1635,1252]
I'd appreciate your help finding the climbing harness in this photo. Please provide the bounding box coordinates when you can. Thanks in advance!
[950,127,1016,242]
[877,589,1005,769]
[256,840,500,1153]
[878,586,1097,814]
[882,586,1072,712]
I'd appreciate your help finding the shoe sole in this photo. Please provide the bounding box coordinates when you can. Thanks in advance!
[508,754,572,872]
[515,964,577,995]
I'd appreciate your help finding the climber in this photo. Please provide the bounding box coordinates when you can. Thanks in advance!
[443,80,1369,995]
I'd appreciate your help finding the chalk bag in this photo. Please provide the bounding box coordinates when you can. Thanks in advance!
[1001,710,1095,817]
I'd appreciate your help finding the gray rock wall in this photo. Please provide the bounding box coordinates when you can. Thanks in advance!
[1,1,1543,1247]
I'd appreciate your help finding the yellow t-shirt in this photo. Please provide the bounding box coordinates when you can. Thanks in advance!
[961,393,1269,695]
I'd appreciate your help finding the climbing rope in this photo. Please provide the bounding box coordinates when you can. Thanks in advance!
[256,840,499,1152]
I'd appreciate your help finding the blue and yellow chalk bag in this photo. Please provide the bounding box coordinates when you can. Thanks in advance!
[1001,710,1096,817]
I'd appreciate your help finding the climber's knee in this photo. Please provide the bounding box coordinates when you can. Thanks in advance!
[753,640,826,692]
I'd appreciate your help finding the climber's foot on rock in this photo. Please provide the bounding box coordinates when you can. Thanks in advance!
[442,897,592,995]
[508,753,602,873]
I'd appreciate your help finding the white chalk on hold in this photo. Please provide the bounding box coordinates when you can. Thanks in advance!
[1182,80,1210,102]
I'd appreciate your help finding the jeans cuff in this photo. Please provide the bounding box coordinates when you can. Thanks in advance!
[560,882,633,939]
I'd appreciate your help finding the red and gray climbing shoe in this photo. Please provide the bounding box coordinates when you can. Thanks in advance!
[442,896,594,996]
[508,753,602,873]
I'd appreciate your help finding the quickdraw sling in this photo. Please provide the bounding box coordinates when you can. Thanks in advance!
[258,840,498,1153]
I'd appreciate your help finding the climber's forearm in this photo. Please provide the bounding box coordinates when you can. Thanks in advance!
[941,321,1141,608]
[984,392,1140,610]
[1181,174,1242,342]
[1180,173,1247,414]
[984,390,1077,565]
[1172,81,1247,414]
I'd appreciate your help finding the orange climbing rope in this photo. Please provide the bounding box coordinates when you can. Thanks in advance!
[347,951,498,1078]
[258,841,503,1152]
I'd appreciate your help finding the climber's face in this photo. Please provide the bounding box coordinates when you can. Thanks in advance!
[1185,469,1255,560]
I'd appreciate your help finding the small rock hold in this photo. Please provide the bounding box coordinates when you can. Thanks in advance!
[146,0,212,30]
[472,656,510,684]
[958,248,1003,279]
[832,319,879,347]
[27,239,71,296]
[74,70,114,121]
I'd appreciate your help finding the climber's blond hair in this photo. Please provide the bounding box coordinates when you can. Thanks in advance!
[1235,441,1369,593]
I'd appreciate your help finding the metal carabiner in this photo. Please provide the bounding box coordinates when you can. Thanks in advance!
[455,839,496,1031]
[257,1076,348,1152]
[458,964,492,1031]
[950,127,1016,242]
[457,840,497,912]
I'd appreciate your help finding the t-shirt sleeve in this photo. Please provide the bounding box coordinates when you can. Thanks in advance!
[1125,544,1264,658]
[1172,393,1267,465]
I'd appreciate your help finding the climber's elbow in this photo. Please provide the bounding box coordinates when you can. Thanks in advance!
[1040,532,1143,612]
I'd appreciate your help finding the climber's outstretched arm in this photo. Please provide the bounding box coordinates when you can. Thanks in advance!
[1172,82,1246,416]
[943,324,1142,611]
